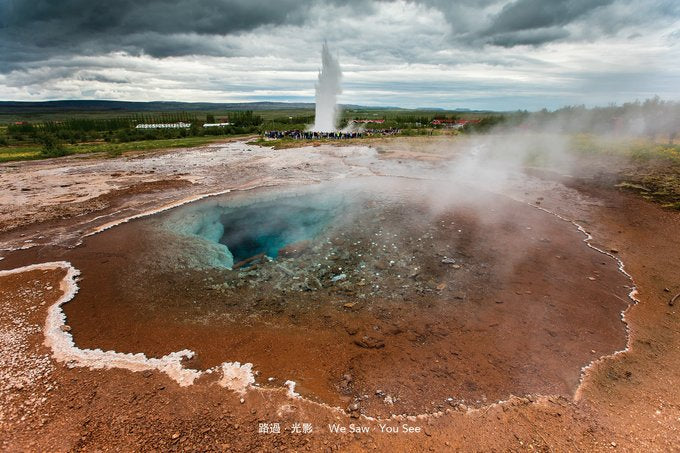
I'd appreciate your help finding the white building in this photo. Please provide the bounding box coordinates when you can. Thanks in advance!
[135,122,192,129]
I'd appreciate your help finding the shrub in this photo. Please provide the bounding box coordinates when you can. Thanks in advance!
[37,133,71,158]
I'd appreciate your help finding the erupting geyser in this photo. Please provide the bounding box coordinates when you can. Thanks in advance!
[312,42,342,132]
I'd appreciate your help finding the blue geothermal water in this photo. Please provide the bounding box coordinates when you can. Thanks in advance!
[217,200,336,263]
[161,187,352,268]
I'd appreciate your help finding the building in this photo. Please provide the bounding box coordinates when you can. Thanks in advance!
[350,119,385,124]
[431,119,480,129]
[135,122,192,129]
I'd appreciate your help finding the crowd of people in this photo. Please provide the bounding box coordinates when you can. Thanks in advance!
[263,128,400,140]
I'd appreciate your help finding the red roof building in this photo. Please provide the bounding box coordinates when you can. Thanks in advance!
[350,119,385,124]
[431,119,481,127]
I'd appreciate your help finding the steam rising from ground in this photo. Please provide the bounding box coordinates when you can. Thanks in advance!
[312,42,342,132]
[10,117,650,413]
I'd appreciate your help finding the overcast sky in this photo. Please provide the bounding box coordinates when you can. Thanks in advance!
[1,0,679,110]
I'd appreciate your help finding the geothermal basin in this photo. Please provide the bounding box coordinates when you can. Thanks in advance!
[5,176,632,417]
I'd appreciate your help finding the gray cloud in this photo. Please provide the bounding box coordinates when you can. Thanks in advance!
[1,0,677,66]
[429,0,679,47]
[0,0,329,67]
[1,0,308,37]
[0,0,678,108]
[489,0,612,34]
[486,27,571,47]
[1,0,674,69]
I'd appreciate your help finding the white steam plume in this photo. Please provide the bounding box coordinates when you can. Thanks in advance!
[313,41,342,132]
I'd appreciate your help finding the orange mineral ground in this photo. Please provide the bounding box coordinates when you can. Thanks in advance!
[1,138,679,451]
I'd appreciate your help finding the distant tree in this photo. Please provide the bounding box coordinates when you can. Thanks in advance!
[206,114,216,123]
[37,133,70,158]
[230,111,263,127]
[190,122,202,136]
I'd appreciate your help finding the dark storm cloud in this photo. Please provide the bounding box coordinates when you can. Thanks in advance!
[0,0,677,70]
[486,27,571,47]
[0,0,367,69]
[1,0,679,107]
[0,0,307,38]
[426,0,679,47]
[488,0,612,35]
[475,0,610,46]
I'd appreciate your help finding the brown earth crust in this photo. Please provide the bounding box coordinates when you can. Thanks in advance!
[1,140,679,451]
[9,179,630,419]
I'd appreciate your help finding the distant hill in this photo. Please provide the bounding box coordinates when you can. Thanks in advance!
[0,100,406,114]
[0,100,317,114]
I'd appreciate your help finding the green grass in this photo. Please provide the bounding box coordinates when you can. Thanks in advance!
[571,134,680,163]
[570,135,680,209]
[0,107,495,125]
[0,135,236,162]
[0,108,313,124]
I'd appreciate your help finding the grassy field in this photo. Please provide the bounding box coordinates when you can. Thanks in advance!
[0,105,477,163]
[569,134,680,209]
[0,135,239,162]
[572,134,680,163]
[2,103,676,210]
[0,106,488,124]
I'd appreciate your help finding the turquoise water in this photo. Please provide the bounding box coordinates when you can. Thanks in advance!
[218,199,338,263]
[161,185,355,268]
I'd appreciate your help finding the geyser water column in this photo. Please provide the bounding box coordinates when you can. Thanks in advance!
[313,42,342,132]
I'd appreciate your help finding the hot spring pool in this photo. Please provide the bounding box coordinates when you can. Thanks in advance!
[49,177,631,416]
[160,184,362,268]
